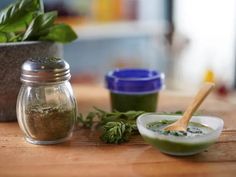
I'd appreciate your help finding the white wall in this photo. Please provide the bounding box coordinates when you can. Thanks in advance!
[174,0,236,89]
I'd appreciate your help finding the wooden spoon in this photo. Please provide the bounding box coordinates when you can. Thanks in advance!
[164,82,215,132]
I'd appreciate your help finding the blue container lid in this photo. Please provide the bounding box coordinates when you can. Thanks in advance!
[105,68,165,94]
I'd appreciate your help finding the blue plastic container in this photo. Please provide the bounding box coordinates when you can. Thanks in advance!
[105,68,164,112]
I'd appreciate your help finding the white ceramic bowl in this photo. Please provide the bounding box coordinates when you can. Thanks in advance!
[137,114,224,156]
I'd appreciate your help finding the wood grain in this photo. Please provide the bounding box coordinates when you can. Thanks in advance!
[0,84,236,177]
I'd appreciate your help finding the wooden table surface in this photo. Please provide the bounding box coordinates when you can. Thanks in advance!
[0,85,236,177]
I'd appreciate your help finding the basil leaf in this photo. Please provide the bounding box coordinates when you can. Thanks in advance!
[22,11,57,41]
[0,0,77,43]
[1,12,36,33]
[8,32,23,42]
[39,24,78,43]
[0,32,8,42]
[0,31,17,42]
[0,0,43,32]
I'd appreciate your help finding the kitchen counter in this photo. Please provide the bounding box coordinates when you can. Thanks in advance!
[0,84,236,177]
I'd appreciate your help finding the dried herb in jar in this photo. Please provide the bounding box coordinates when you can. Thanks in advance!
[25,105,75,141]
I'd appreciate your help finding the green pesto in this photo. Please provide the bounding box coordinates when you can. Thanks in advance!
[110,92,158,112]
[142,135,214,156]
[144,120,214,156]
[147,120,213,137]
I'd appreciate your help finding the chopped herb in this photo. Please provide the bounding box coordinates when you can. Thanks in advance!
[26,104,75,141]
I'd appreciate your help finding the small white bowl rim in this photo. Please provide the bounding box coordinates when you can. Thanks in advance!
[137,113,224,143]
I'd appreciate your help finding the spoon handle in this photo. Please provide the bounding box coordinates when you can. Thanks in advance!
[179,83,215,128]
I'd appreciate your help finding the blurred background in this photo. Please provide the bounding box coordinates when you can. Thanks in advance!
[1,0,236,96]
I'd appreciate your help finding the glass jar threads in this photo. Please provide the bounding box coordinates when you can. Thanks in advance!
[105,68,164,112]
[16,57,77,145]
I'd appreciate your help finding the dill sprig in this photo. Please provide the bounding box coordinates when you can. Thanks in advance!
[77,107,144,144]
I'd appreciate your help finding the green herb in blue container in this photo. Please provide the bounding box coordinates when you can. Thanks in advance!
[105,68,165,112]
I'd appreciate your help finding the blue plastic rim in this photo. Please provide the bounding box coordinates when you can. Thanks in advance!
[105,68,165,94]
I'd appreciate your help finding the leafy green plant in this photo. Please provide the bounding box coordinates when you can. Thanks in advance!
[0,0,77,43]
[78,108,184,144]
[78,108,144,144]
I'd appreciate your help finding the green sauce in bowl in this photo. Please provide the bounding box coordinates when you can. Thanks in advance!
[144,120,214,155]
[142,135,214,156]
[137,114,224,156]
[147,120,213,137]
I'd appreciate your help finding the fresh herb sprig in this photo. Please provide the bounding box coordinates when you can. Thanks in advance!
[78,108,183,144]
[78,108,144,144]
[0,0,77,43]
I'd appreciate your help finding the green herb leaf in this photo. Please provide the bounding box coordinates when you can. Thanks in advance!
[39,24,78,43]
[0,0,77,43]
[78,108,144,144]
[101,121,132,144]
[0,32,8,42]
[0,31,17,42]
[77,112,97,128]
[0,0,43,32]
[22,11,57,41]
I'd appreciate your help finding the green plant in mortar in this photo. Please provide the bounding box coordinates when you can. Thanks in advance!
[0,0,77,43]
[25,104,75,141]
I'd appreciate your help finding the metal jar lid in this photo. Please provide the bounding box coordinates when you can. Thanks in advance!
[21,57,71,84]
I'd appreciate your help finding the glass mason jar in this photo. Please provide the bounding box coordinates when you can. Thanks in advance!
[16,57,77,145]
